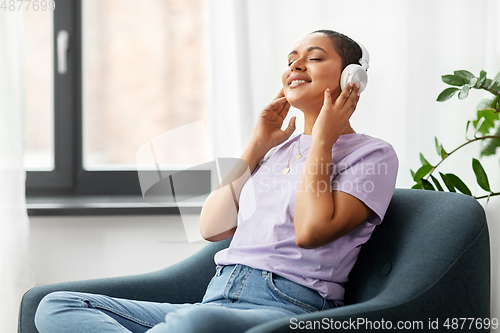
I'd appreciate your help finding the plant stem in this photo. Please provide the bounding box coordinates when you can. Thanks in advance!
[425,135,500,180]
[475,192,500,200]
[482,86,500,97]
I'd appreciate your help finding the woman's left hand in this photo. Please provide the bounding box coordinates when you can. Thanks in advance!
[312,82,360,147]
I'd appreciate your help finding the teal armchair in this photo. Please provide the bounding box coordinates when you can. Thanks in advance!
[19,189,490,332]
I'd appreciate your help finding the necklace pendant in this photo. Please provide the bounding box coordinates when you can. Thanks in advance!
[295,154,302,159]
[282,167,290,175]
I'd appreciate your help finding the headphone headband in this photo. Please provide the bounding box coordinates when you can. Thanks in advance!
[357,42,370,70]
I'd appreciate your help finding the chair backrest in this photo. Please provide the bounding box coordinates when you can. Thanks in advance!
[344,188,489,309]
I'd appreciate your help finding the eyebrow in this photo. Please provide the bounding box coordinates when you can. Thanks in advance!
[288,46,328,57]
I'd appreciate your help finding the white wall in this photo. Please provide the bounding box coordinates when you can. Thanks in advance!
[29,214,207,286]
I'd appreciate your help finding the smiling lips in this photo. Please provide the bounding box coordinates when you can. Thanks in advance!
[287,76,311,88]
[289,80,310,88]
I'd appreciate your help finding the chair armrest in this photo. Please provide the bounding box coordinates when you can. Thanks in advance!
[18,239,230,333]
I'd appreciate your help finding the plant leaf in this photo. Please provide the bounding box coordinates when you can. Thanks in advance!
[472,158,491,192]
[410,169,415,179]
[473,109,500,135]
[435,137,441,157]
[437,87,459,102]
[412,181,423,189]
[440,172,456,192]
[442,74,467,86]
[446,173,472,196]
[476,70,487,88]
[454,70,475,82]
[421,179,435,191]
[434,137,448,159]
[420,153,431,166]
[473,117,486,136]
[491,80,500,93]
[480,127,500,157]
[477,98,495,111]
[413,164,433,181]
[483,78,500,92]
[430,174,444,191]
[494,71,500,82]
[465,120,471,139]
[491,95,500,110]
[440,145,448,159]
[458,84,471,100]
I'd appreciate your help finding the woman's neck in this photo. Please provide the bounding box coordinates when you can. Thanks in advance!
[302,112,356,136]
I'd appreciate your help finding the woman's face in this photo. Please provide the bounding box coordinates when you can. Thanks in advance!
[282,33,343,111]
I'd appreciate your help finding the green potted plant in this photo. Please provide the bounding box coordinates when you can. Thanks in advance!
[411,70,500,201]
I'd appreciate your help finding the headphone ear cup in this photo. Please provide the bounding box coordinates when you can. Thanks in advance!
[340,64,357,91]
[351,67,368,93]
[340,65,368,93]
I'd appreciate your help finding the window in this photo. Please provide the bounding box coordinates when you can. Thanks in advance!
[25,0,211,210]
[82,0,209,170]
[24,5,54,171]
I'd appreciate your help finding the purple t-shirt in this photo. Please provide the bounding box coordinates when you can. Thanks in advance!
[214,133,398,301]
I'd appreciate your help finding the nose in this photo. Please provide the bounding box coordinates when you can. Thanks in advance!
[292,65,305,72]
[292,63,305,72]
[290,58,306,72]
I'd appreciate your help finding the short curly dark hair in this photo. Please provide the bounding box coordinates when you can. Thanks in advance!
[312,30,362,71]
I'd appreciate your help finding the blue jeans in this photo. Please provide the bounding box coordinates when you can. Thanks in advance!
[35,264,340,333]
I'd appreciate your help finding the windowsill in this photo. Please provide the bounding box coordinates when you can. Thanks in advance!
[26,195,205,216]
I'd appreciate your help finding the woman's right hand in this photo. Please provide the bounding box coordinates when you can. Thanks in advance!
[250,89,296,155]
[200,91,295,242]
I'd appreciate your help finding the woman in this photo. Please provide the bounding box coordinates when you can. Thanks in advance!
[35,30,398,333]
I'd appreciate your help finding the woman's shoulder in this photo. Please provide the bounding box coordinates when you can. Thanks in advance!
[339,132,392,146]
[335,133,398,165]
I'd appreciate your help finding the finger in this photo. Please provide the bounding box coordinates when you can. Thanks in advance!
[342,83,360,118]
[352,82,360,95]
[265,97,288,120]
[335,83,353,109]
[268,97,287,109]
[271,96,290,120]
[273,89,285,100]
[323,88,332,107]
[279,100,291,117]
[345,83,360,109]
[283,116,296,139]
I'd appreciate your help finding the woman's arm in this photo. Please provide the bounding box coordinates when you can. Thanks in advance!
[294,145,374,248]
[199,142,267,242]
[200,90,296,242]
[294,83,374,249]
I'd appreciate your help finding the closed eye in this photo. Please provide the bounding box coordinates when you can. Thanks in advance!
[288,58,322,66]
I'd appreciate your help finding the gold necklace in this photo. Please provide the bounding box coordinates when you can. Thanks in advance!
[282,136,311,175]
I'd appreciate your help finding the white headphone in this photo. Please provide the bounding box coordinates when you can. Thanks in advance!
[340,42,370,93]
